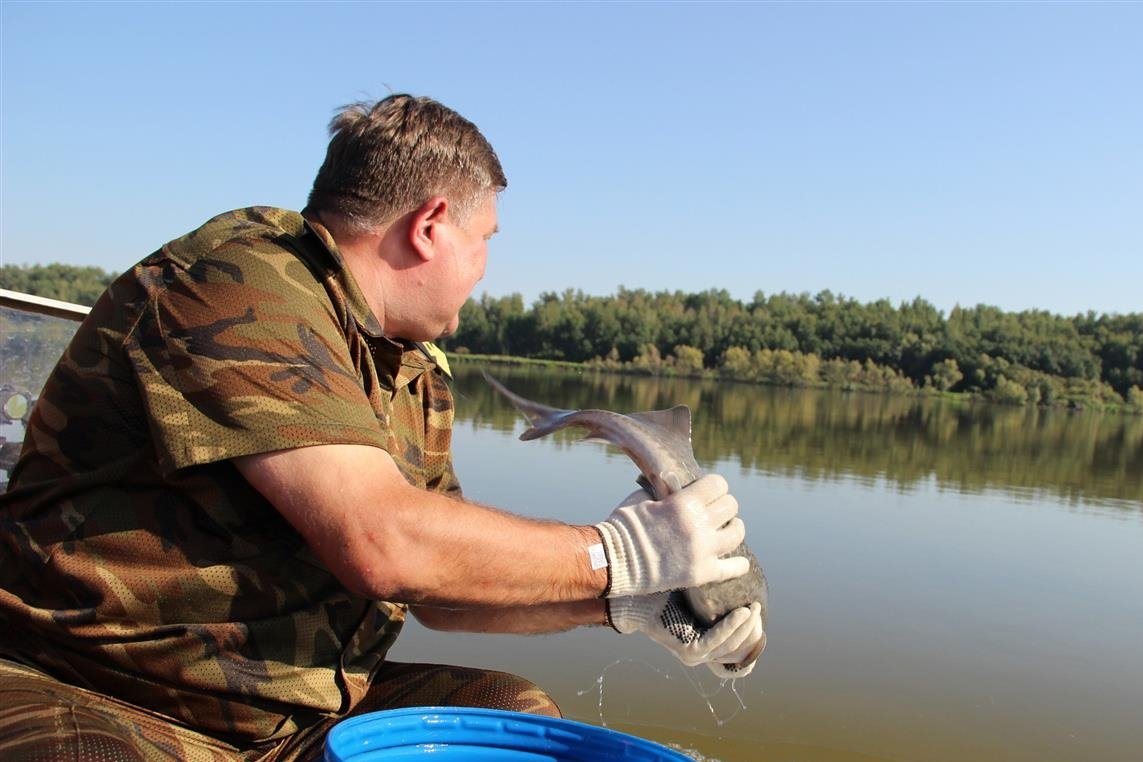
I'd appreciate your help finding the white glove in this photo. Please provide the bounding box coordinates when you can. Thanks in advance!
[609,592,765,678]
[594,474,748,598]
[704,600,766,679]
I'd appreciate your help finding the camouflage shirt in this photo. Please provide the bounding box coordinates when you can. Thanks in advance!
[0,207,461,742]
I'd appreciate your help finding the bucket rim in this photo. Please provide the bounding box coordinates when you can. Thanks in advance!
[324,706,692,761]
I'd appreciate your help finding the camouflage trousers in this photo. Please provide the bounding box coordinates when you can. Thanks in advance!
[0,658,560,762]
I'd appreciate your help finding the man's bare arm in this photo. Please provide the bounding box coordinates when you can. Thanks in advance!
[234,443,608,608]
[409,599,608,635]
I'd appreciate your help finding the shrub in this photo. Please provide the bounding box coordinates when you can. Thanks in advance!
[991,375,1029,405]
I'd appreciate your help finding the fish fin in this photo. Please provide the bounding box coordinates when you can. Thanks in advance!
[628,406,693,441]
[635,474,660,498]
[663,471,687,493]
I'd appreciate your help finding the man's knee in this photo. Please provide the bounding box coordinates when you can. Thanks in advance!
[451,667,562,718]
[0,659,242,762]
[0,671,147,762]
[362,662,561,718]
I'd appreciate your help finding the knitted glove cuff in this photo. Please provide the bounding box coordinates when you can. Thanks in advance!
[593,520,639,598]
[606,595,659,635]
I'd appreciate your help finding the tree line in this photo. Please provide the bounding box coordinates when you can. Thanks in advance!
[1,263,114,306]
[3,264,1140,410]
[445,288,1143,410]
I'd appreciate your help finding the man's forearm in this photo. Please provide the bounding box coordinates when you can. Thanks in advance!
[410,599,608,635]
[379,492,608,607]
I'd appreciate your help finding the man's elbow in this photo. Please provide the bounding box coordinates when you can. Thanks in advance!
[326,534,431,603]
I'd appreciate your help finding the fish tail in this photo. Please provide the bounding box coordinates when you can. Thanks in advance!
[483,372,578,439]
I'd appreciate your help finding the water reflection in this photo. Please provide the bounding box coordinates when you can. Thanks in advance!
[408,363,1143,762]
[451,363,1143,509]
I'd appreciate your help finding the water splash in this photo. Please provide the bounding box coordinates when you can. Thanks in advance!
[679,668,749,727]
[576,658,752,730]
[576,658,671,726]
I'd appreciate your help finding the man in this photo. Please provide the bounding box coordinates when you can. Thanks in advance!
[0,94,764,760]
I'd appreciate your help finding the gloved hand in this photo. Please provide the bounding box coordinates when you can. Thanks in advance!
[594,474,748,598]
[609,592,765,678]
[704,600,766,679]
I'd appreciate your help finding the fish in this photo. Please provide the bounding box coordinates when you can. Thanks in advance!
[484,372,768,669]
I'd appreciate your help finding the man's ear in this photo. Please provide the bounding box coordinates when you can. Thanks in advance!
[408,196,450,262]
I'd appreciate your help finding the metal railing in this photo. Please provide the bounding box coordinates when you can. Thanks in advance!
[0,288,91,321]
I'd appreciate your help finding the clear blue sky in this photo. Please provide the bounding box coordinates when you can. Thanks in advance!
[2,1,1140,317]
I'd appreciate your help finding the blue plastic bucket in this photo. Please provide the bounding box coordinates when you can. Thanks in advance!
[324,707,693,761]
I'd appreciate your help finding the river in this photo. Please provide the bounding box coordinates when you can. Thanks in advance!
[392,362,1143,762]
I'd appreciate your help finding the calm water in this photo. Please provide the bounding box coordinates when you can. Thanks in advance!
[392,363,1143,762]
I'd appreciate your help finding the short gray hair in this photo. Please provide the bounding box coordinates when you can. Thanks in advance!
[307,94,506,233]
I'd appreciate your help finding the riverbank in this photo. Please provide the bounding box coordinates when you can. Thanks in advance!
[449,352,1143,415]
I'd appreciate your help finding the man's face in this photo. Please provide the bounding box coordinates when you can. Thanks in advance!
[433,195,498,338]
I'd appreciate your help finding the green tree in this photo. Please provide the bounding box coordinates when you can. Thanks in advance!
[631,343,663,373]
[992,376,1029,405]
[439,283,1140,409]
[720,346,753,378]
[1,263,115,306]
[670,344,705,374]
[927,358,964,392]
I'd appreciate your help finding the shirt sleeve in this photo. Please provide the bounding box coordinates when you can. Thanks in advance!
[125,241,388,474]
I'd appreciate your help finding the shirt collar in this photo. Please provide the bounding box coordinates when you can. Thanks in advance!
[300,212,442,393]
[301,214,385,339]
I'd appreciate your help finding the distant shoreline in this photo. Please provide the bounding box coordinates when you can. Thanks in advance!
[449,353,1141,416]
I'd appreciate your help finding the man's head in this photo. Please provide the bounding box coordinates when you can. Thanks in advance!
[308,95,503,342]
[307,94,506,234]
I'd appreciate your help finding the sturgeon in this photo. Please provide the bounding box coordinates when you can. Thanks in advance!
[484,372,768,668]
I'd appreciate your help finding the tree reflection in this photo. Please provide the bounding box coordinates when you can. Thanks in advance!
[454,363,1143,508]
